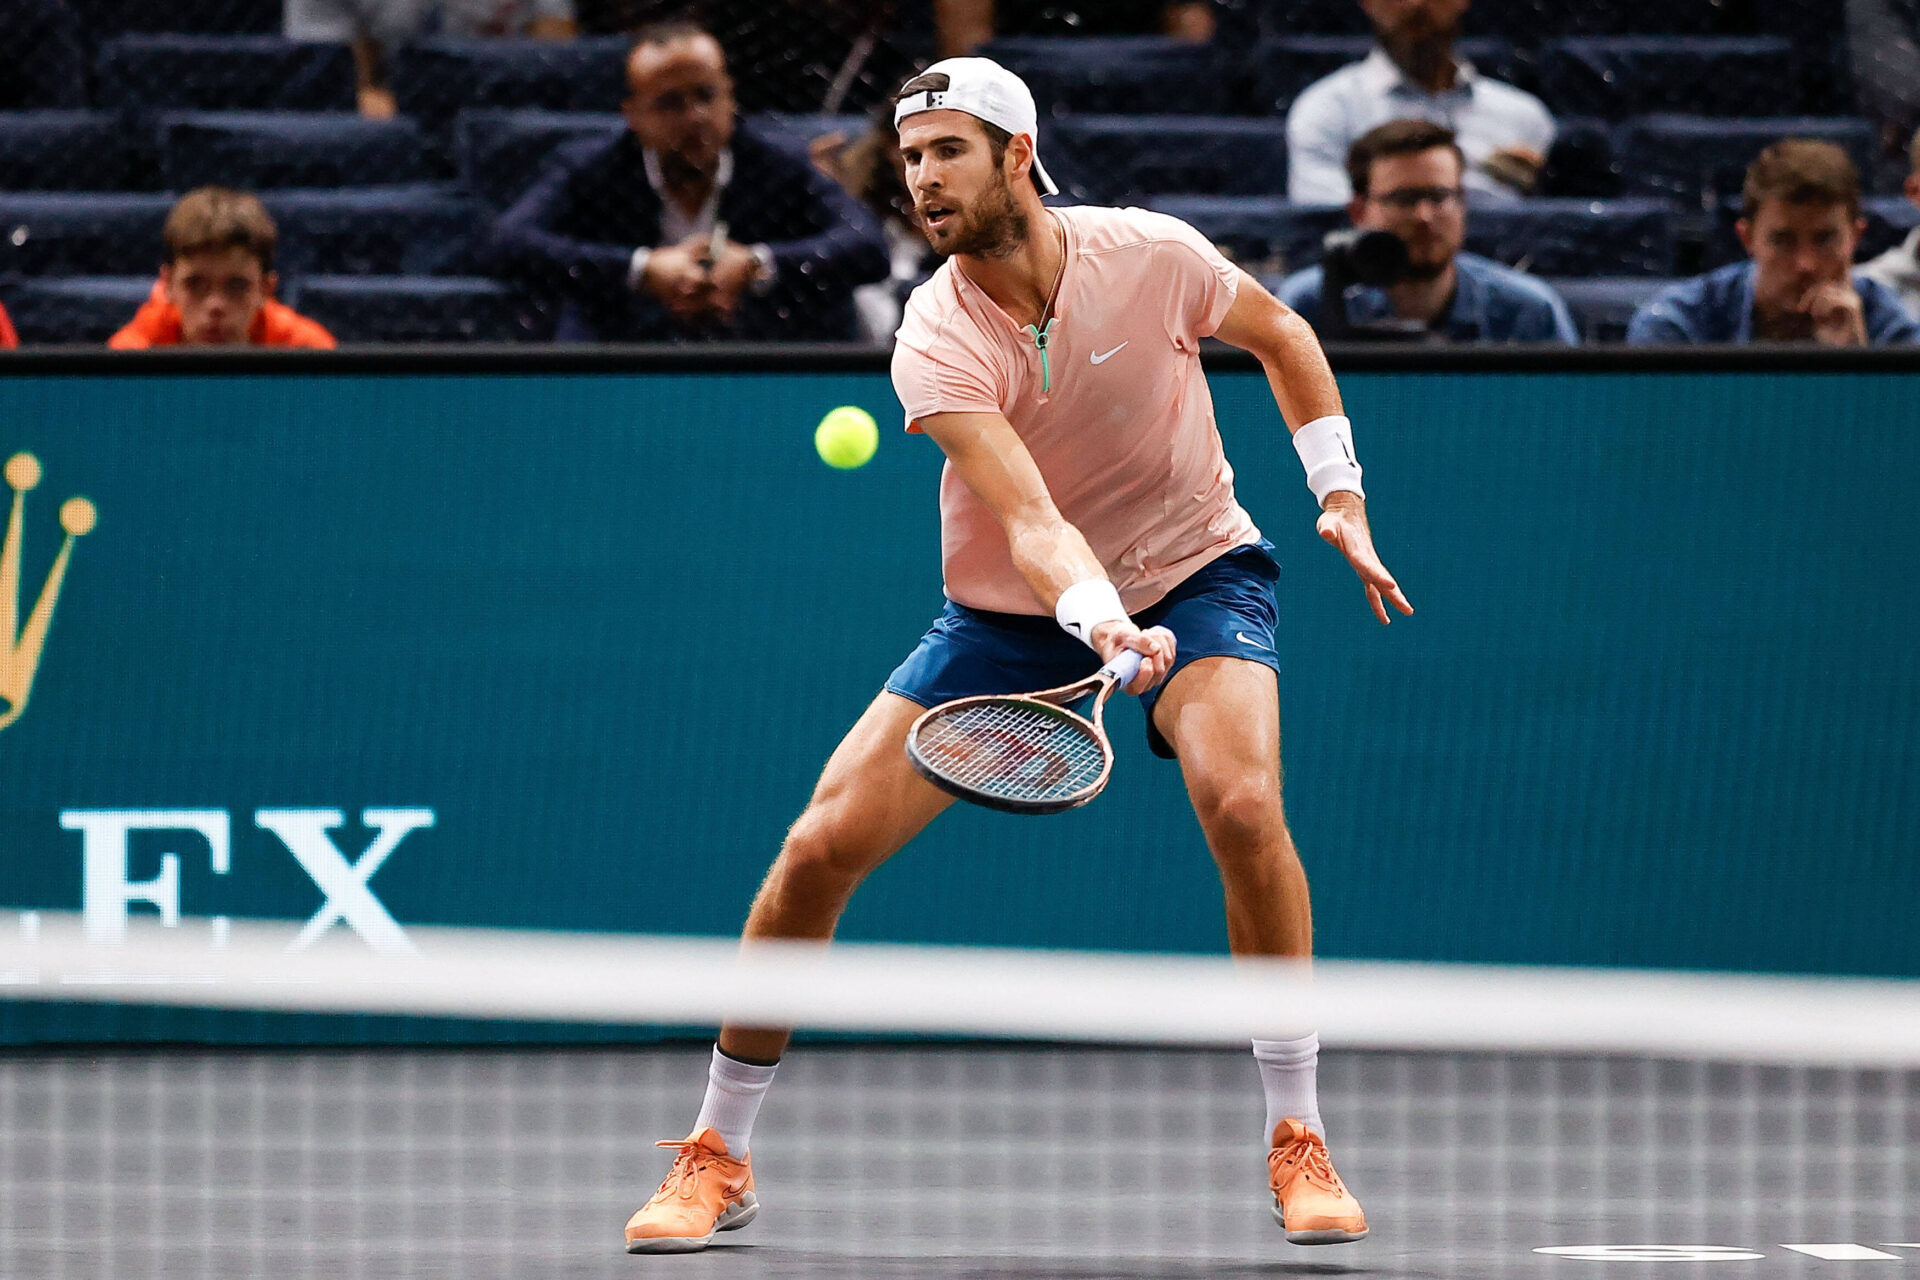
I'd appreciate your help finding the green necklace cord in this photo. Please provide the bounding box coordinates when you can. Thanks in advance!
[1023,317,1055,392]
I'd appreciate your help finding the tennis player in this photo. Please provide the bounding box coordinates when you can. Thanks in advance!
[625,56,1412,1254]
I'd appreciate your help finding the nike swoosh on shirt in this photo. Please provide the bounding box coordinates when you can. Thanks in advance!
[1089,342,1128,364]
[1235,632,1272,651]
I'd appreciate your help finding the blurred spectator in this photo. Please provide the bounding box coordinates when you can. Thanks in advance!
[108,188,337,349]
[1627,140,1920,346]
[586,1,917,113]
[0,0,86,109]
[1272,120,1576,343]
[0,301,16,350]
[489,21,889,342]
[1847,0,1920,162]
[286,0,579,118]
[1286,0,1553,204]
[1860,127,1920,319]
[935,0,1216,55]
[810,109,940,342]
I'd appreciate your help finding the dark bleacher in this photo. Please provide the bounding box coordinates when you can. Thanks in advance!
[1617,115,1880,209]
[1050,116,1289,204]
[0,6,1910,346]
[1547,276,1685,342]
[263,186,484,277]
[1465,199,1679,278]
[284,276,536,342]
[984,37,1232,116]
[0,112,136,191]
[1142,195,1344,276]
[0,276,154,343]
[0,193,172,275]
[1538,37,1802,120]
[391,37,630,134]
[157,112,431,190]
[95,35,355,114]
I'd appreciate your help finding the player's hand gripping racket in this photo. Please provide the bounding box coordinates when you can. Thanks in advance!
[906,649,1146,815]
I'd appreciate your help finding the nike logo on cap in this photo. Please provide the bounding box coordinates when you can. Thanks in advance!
[1089,342,1128,365]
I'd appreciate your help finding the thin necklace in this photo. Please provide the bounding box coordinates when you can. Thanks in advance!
[1022,212,1066,392]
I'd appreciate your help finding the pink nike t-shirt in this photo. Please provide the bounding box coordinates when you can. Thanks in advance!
[890,204,1261,616]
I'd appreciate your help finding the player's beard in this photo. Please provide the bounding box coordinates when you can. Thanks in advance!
[929,171,1028,260]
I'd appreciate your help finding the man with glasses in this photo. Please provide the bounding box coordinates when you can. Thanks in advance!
[1273,120,1576,343]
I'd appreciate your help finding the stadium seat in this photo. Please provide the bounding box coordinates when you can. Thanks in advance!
[0,113,137,191]
[1545,276,1684,342]
[1465,198,1678,277]
[157,112,429,190]
[1249,36,1519,115]
[392,37,630,133]
[1142,195,1344,275]
[1615,115,1878,209]
[1539,37,1800,120]
[0,193,171,275]
[1862,196,1920,262]
[263,186,484,277]
[2,0,86,109]
[0,276,154,343]
[752,113,870,162]
[1539,116,1620,199]
[95,35,356,113]
[454,109,623,209]
[1467,0,1726,36]
[981,37,1231,116]
[1049,117,1288,203]
[70,0,282,38]
[283,276,536,343]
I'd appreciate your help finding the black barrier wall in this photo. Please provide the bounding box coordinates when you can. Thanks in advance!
[0,351,1915,1043]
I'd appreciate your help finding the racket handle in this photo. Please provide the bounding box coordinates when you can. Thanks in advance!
[1100,648,1144,686]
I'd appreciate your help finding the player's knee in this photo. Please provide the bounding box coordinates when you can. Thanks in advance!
[780,804,887,884]
[1193,778,1288,860]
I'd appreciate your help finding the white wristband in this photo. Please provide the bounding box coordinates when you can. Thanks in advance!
[1054,578,1129,649]
[1291,414,1365,506]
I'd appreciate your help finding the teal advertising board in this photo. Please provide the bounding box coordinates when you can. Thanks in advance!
[0,362,1915,1042]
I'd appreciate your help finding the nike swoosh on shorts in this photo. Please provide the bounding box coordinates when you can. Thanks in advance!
[1236,632,1272,651]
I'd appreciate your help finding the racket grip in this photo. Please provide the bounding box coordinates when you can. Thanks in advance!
[1100,648,1145,685]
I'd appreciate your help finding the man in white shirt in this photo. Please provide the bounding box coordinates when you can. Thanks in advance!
[1284,0,1554,205]
[1861,126,1920,319]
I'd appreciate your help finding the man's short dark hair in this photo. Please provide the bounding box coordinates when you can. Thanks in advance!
[892,71,1039,192]
[1741,138,1861,221]
[1346,119,1464,198]
[163,186,276,271]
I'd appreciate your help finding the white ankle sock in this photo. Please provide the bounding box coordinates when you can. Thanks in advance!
[1252,1033,1323,1143]
[693,1046,778,1156]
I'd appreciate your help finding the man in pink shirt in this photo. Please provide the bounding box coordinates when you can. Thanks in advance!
[625,58,1412,1255]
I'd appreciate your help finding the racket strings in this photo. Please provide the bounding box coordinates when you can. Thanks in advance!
[913,700,1107,804]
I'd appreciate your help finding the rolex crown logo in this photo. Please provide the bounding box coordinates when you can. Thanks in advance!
[1,453,95,733]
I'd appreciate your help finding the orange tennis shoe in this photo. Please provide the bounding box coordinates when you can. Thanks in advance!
[623,1128,759,1253]
[1267,1118,1368,1245]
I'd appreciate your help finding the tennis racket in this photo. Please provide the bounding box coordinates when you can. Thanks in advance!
[905,649,1145,815]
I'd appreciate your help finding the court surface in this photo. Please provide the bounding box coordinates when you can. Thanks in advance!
[3,1044,1914,1278]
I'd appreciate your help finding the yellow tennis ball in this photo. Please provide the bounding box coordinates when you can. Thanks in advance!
[815,406,879,470]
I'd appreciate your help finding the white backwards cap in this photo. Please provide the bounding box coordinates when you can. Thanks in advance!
[892,56,1059,197]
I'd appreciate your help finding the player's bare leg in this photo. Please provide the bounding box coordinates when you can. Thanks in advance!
[721,689,955,1062]
[626,691,951,1253]
[1153,655,1368,1245]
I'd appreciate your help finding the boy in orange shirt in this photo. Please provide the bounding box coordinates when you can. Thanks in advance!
[110,187,335,349]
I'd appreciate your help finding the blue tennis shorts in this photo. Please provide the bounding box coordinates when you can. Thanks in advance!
[884,540,1282,759]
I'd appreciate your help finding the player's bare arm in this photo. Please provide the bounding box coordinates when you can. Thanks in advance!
[1212,274,1415,626]
[917,409,1176,694]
